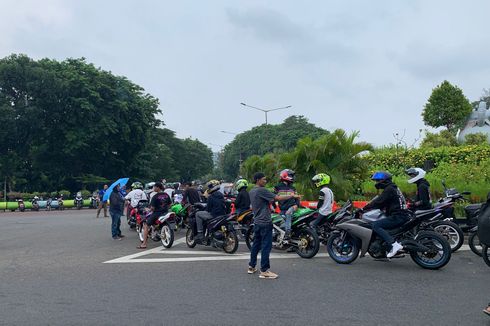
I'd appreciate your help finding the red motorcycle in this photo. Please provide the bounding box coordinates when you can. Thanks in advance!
[135,202,178,249]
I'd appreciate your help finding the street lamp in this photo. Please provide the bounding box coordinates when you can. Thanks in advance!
[240,102,292,125]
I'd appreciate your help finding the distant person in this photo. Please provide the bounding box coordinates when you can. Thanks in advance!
[109,185,125,240]
[405,168,432,210]
[96,184,109,218]
[248,172,300,279]
[125,182,147,220]
[183,182,201,205]
[234,178,250,215]
[173,182,184,203]
[164,184,175,202]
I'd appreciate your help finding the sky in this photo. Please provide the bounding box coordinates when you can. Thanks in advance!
[1,0,489,152]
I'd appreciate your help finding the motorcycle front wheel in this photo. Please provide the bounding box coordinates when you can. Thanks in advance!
[326,231,359,264]
[136,224,145,242]
[410,231,451,270]
[223,230,239,254]
[294,227,320,258]
[483,245,490,267]
[431,221,464,252]
[160,223,174,248]
[186,228,196,248]
[469,232,482,257]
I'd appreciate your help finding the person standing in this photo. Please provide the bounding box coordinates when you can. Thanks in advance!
[248,172,300,279]
[109,185,125,240]
[97,184,109,218]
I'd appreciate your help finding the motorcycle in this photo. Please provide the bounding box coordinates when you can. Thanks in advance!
[135,206,177,248]
[170,203,190,229]
[129,200,149,230]
[74,192,84,210]
[17,199,25,212]
[245,207,320,258]
[230,209,254,240]
[185,203,239,254]
[31,197,40,211]
[312,201,353,246]
[468,226,483,256]
[90,193,100,209]
[326,204,452,270]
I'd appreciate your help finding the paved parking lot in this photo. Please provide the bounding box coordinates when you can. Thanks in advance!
[1,209,489,326]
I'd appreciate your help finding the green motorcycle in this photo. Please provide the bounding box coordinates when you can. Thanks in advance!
[245,207,320,258]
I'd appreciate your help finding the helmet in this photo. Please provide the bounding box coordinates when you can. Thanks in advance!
[405,168,426,184]
[279,169,295,183]
[206,179,221,194]
[371,171,392,189]
[235,179,248,191]
[131,181,143,189]
[312,173,331,188]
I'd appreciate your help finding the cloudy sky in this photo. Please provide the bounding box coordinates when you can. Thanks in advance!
[1,0,489,151]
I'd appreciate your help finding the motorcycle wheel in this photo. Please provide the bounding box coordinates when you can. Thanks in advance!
[223,230,239,254]
[186,228,197,248]
[294,228,320,258]
[326,231,359,264]
[136,224,145,242]
[245,225,254,251]
[432,221,464,252]
[160,223,174,248]
[483,245,490,267]
[410,231,451,270]
[469,232,483,257]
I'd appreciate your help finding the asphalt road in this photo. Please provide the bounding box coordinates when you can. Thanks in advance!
[1,209,489,326]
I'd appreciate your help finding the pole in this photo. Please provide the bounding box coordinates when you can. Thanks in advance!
[265,112,268,125]
[3,177,6,211]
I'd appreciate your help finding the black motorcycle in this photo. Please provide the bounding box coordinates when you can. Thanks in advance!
[327,202,453,270]
[245,207,320,259]
[312,201,353,246]
[185,204,239,254]
[74,192,84,210]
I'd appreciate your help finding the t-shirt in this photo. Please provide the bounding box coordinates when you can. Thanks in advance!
[150,191,171,214]
[98,189,107,202]
[249,186,276,225]
[318,187,334,216]
[183,187,201,205]
[274,182,299,212]
[125,189,148,207]
[164,188,175,201]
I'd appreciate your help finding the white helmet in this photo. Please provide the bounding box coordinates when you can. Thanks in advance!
[406,167,426,184]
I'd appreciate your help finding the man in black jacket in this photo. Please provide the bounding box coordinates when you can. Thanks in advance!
[109,184,125,240]
[361,171,410,258]
[406,167,432,210]
[195,180,226,242]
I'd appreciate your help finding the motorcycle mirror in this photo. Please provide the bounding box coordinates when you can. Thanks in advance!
[461,191,471,195]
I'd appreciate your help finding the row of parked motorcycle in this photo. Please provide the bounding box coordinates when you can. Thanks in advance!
[14,193,100,211]
[125,182,490,270]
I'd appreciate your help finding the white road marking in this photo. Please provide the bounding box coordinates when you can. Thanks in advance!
[104,237,471,264]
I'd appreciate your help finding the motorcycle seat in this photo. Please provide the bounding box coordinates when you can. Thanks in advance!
[465,204,481,217]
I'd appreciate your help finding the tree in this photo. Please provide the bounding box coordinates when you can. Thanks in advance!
[242,129,373,200]
[420,130,458,148]
[464,133,489,145]
[422,80,472,134]
[222,115,328,179]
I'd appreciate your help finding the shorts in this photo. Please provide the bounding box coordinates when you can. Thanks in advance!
[145,211,167,226]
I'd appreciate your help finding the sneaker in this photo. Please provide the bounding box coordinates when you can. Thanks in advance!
[259,270,278,279]
[247,266,257,274]
[118,234,125,238]
[194,232,204,243]
[112,236,122,241]
[387,242,403,258]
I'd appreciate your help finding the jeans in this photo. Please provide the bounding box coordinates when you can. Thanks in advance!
[371,214,409,245]
[196,211,213,233]
[310,213,329,228]
[249,223,273,272]
[281,207,295,232]
[110,211,122,238]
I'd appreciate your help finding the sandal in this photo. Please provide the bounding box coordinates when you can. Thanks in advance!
[136,245,147,249]
[484,305,490,316]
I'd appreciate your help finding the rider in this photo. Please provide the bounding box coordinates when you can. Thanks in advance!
[183,182,201,205]
[274,169,300,240]
[234,178,251,216]
[195,180,226,243]
[405,167,432,210]
[125,182,148,220]
[361,171,410,258]
[137,182,171,249]
[310,173,334,229]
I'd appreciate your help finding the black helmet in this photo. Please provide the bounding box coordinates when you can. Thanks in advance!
[371,171,392,190]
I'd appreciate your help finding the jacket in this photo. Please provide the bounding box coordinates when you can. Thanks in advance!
[414,179,432,210]
[364,182,408,216]
[109,190,124,214]
[206,191,226,218]
[235,188,251,211]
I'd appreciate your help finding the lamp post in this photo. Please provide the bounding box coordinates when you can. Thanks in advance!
[240,102,292,125]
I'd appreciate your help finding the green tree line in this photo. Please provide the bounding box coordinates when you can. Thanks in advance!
[0,54,212,193]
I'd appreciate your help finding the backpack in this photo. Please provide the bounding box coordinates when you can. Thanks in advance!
[477,192,490,246]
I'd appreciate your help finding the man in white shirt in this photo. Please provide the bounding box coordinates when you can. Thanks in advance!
[125,182,148,219]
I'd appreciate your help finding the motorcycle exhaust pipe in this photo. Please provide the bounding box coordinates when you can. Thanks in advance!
[401,240,430,252]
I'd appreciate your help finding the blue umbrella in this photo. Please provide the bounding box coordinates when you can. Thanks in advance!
[103,178,129,202]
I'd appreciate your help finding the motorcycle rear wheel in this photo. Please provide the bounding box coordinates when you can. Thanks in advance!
[483,245,490,267]
[410,231,451,270]
[431,221,463,252]
[326,231,359,264]
[469,232,483,257]
[294,228,320,258]
[223,230,239,254]
[245,225,254,251]
[160,224,174,248]
[186,228,197,248]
